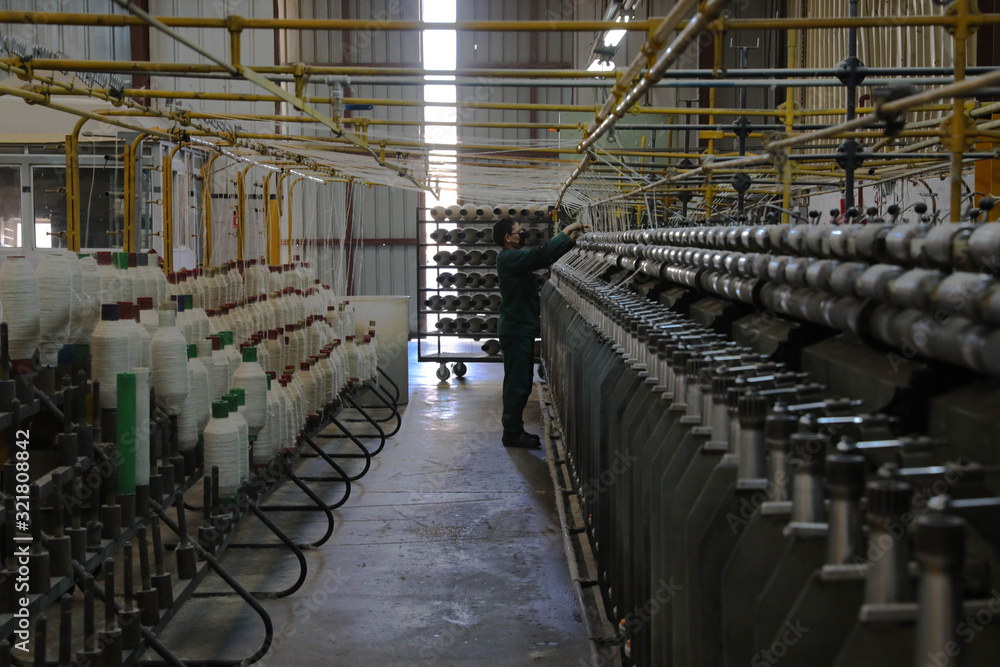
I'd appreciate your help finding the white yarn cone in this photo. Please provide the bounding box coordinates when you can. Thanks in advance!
[91,305,131,410]
[232,346,267,436]
[77,254,102,344]
[35,252,72,366]
[151,308,189,415]
[204,400,241,499]
[0,257,40,360]
[177,361,200,452]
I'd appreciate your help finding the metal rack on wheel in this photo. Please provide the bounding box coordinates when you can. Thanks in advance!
[416,206,553,381]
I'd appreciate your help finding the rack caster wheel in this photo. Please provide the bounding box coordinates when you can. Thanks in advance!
[436,363,451,381]
[453,362,467,378]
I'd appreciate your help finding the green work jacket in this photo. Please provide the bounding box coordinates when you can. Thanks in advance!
[496,231,575,338]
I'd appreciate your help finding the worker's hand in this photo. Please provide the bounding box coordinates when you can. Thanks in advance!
[562,222,590,240]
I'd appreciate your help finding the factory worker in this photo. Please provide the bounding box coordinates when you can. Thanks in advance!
[493,215,588,448]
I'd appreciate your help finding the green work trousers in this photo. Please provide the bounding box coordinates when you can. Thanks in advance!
[500,334,535,435]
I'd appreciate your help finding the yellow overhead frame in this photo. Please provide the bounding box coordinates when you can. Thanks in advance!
[162,142,188,273]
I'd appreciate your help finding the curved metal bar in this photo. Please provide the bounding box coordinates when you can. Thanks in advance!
[198,503,308,600]
[299,430,371,481]
[149,500,274,665]
[263,436,353,510]
[363,382,402,438]
[343,393,388,455]
[377,365,402,403]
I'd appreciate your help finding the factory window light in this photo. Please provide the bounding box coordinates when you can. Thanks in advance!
[588,59,617,72]
[422,0,458,210]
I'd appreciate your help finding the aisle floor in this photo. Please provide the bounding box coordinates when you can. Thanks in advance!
[158,342,592,666]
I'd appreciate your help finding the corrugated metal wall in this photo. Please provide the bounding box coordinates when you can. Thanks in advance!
[455,0,574,172]
[286,0,422,331]
[0,0,131,62]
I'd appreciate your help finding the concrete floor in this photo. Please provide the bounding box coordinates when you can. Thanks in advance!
[157,342,592,666]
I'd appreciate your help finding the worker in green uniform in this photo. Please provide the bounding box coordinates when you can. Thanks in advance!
[493,216,588,448]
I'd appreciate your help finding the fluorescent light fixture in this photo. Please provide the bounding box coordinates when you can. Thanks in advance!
[588,59,616,72]
[603,15,629,48]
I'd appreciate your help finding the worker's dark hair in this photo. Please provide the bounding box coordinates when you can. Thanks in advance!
[492,217,516,247]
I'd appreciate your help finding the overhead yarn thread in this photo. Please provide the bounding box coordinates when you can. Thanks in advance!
[204,401,241,500]
[36,252,72,366]
[133,367,151,487]
[0,256,40,360]
[151,308,190,415]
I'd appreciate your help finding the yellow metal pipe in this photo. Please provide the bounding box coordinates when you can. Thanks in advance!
[720,14,1000,31]
[162,142,187,273]
[3,58,621,80]
[123,133,148,252]
[64,132,80,251]
[0,12,662,31]
[201,152,221,268]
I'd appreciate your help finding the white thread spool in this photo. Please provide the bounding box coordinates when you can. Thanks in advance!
[220,332,240,380]
[35,252,72,366]
[232,346,267,436]
[207,336,231,400]
[204,400,241,500]
[137,297,159,339]
[176,355,200,452]
[116,252,135,303]
[227,392,249,484]
[253,377,278,466]
[77,254,102,344]
[95,252,120,303]
[133,367,151,486]
[146,251,167,307]
[459,204,477,221]
[430,205,447,221]
[0,256,40,361]
[495,205,518,218]
[116,302,143,371]
[189,342,211,433]
[444,205,460,220]
[91,304,131,409]
[151,308,189,415]
[475,205,494,221]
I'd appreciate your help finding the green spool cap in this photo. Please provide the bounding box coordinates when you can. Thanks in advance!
[225,394,238,412]
[188,343,198,359]
[116,372,137,494]
[222,330,234,346]
[73,344,90,361]
[114,251,128,269]
[242,346,257,363]
[212,400,229,419]
[233,387,246,406]
[77,252,90,259]
[185,294,194,309]
[266,375,272,391]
